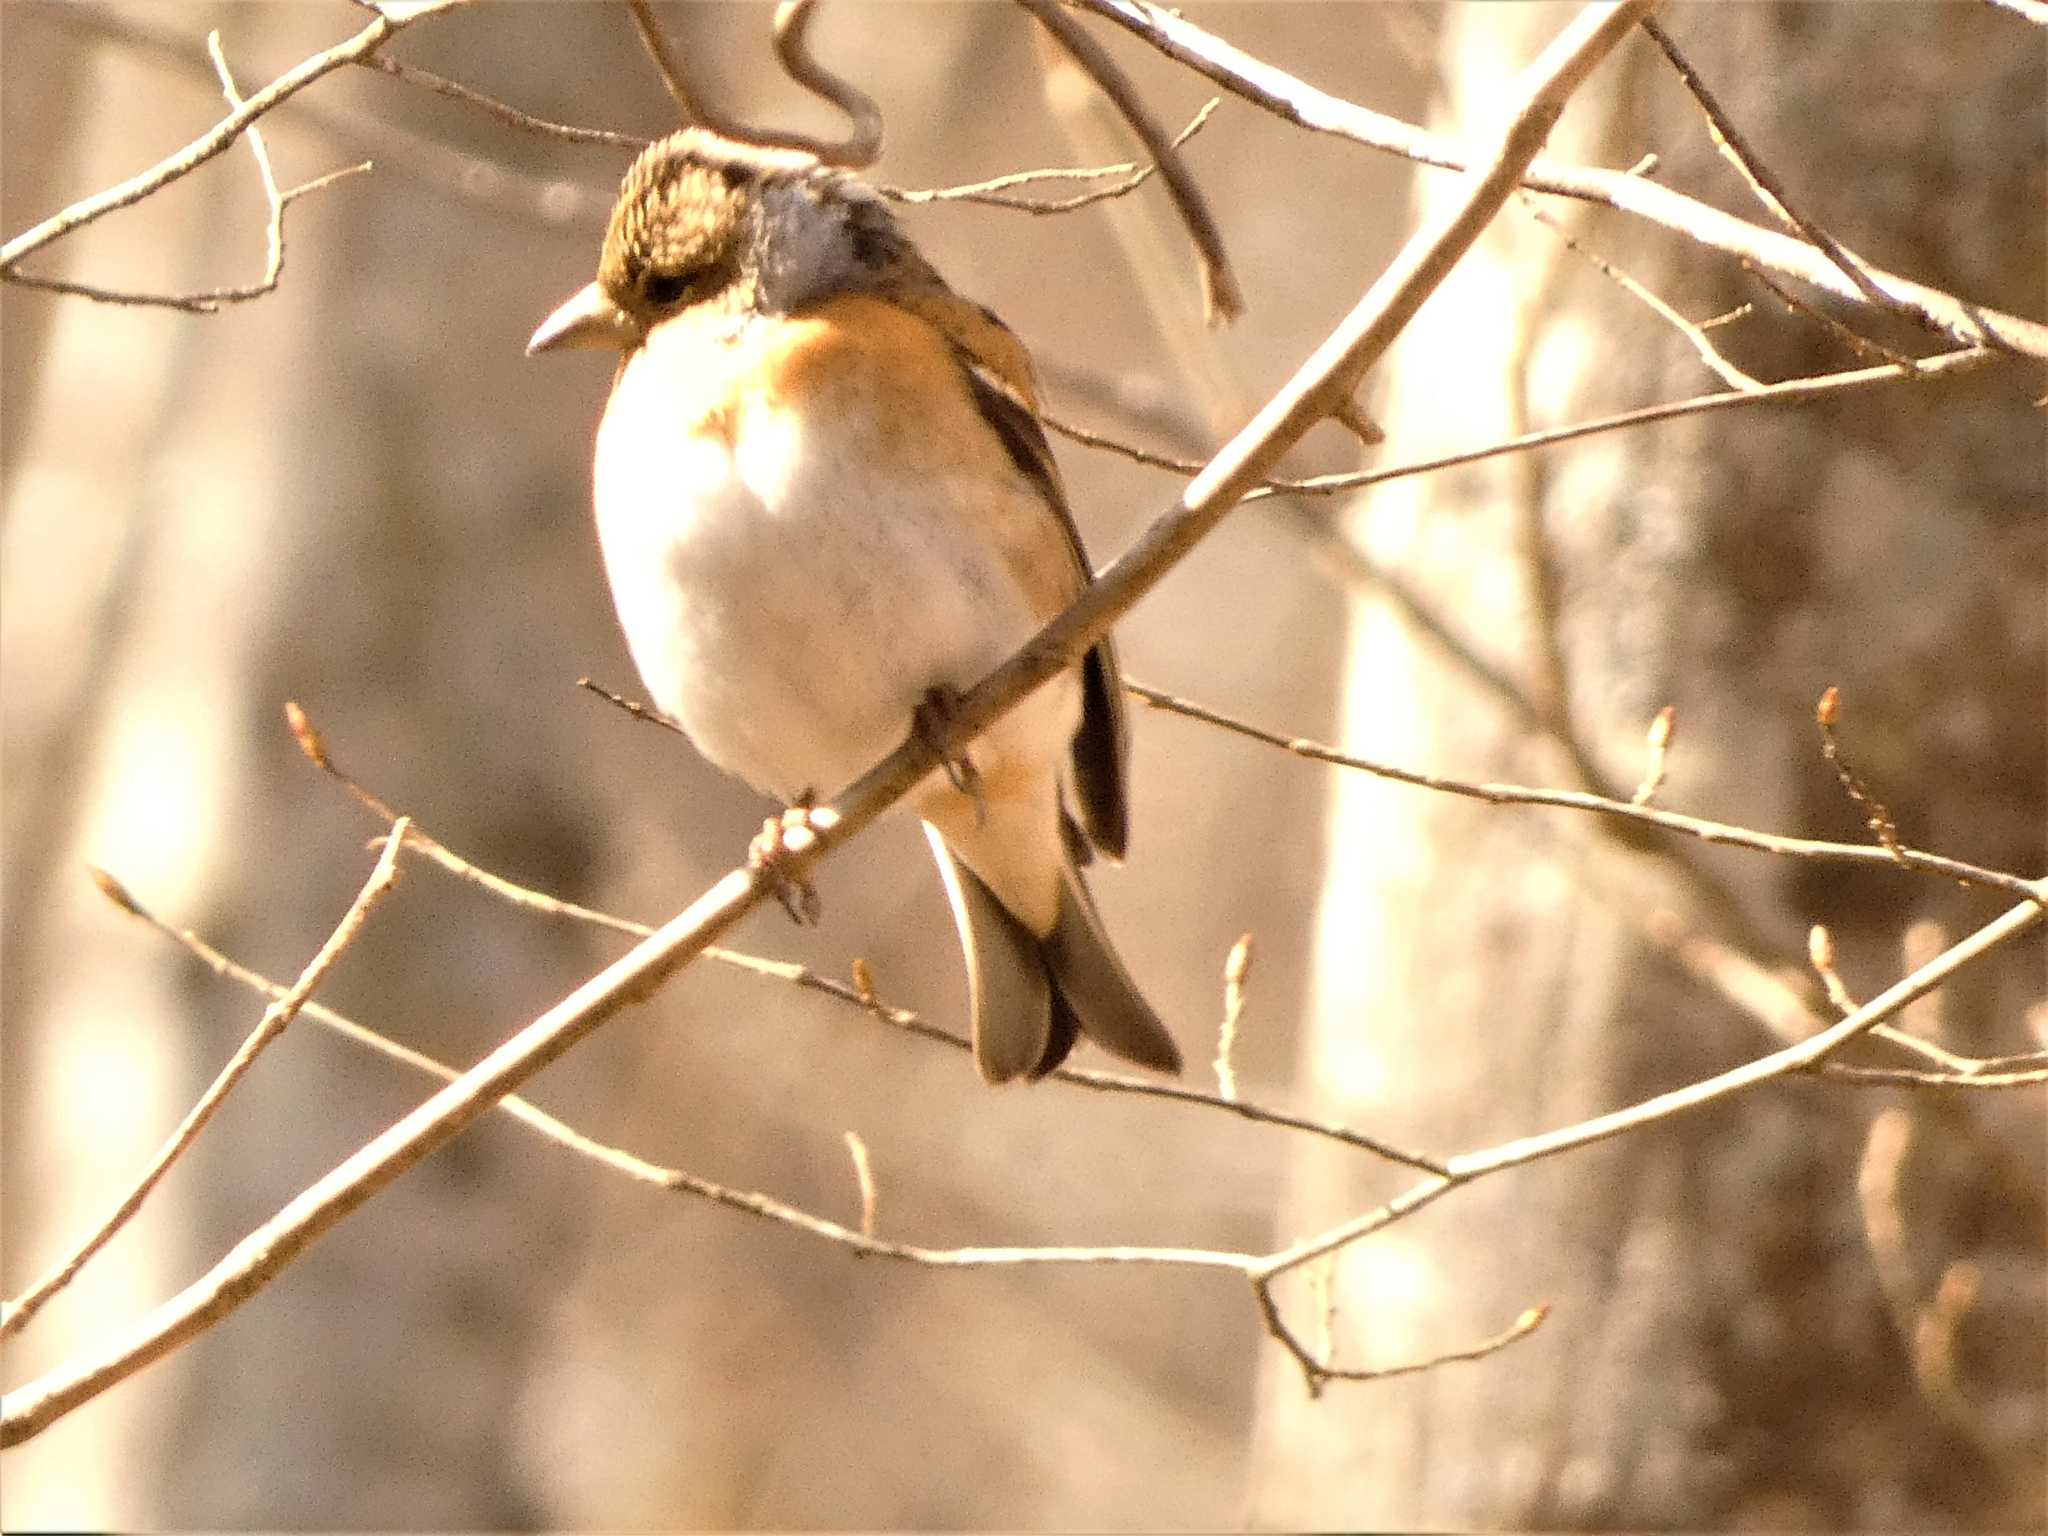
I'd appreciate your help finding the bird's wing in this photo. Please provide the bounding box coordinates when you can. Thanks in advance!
[897,286,1133,862]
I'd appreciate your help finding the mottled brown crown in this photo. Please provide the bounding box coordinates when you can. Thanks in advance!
[595,131,832,321]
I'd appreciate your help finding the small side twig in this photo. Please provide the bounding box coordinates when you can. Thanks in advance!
[577,676,689,736]
[623,0,699,124]
[624,0,882,167]
[1525,197,1763,391]
[1215,932,1252,1099]
[1254,1275,1549,1397]
[1815,686,1906,861]
[358,55,647,147]
[1743,259,1920,371]
[844,1131,878,1238]
[1041,346,1995,504]
[882,98,1220,214]
[0,829,405,1341]
[1807,924,1860,1016]
[1631,706,1676,805]
[1126,681,2042,903]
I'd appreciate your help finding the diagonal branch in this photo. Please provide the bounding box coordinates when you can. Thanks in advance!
[1639,15,1897,314]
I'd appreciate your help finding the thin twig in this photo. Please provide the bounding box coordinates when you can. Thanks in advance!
[767,0,883,168]
[881,98,1220,214]
[577,676,688,735]
[622,0,699,123]
[358,55,647,147]
[1215,933,1252,1100]
[1641,911,2023,1079]
[1016,0,1244,322]
[1638,15,1898,315]
[293,700,1449,1172]
[1742,259,1919,370]
[1525,196,1763,391]
[624,0,882,166]
[1820,1061,2048,1088]
[1815,686,1906,861]
[42,4,611,231]
[1043,347,1996,501]
[0,832,405,1341]
[1255,1283,1548,1395]
[1632,706,1676,805]
[1125,681,2046,905]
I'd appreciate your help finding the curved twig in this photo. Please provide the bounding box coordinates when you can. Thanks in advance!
[769,0,882,167]
[624,0,881,166]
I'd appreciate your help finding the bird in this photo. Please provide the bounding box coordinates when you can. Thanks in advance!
[528,128,1181,1084]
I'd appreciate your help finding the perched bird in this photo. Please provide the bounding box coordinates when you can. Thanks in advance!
[528,129,1180,1083]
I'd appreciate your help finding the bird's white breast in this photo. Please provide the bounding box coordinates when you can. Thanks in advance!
[591,302,1079,804]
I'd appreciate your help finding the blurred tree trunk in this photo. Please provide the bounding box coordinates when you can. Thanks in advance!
[1250,4,2044,1528]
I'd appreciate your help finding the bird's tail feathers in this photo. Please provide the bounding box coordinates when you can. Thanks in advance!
[926,825,1179,1083]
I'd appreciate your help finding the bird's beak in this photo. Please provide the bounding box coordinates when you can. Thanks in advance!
[526,282,642,356]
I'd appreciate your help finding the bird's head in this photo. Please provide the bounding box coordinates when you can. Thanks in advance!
[527,128,893,356]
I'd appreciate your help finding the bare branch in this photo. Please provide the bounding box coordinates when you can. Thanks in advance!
[1125,681,2047,905]
[1256,896,2048,1283]
[358,55,647,147]
[1742,259,1921,370]
[4,31,373,312]
[624,0,883,167]
[622,0,699,123]
[768,0,883,168]
[0,831,405,1342]
[1822,1060,2048,1089]
[881,98,1220,214]
[1075,0,2048,361]
[577,676,689,736]
[1255,1282,1549,1396]
[0,1,466,274]
[1044,347,1997,502]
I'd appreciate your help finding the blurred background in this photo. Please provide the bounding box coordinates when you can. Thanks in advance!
[2,3,2041,1529]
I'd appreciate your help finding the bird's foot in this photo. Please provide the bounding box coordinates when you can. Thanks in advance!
[749,794,833,925]
[914,685,983,808]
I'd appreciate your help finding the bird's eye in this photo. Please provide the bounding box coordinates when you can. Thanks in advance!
[643,271,692,309]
